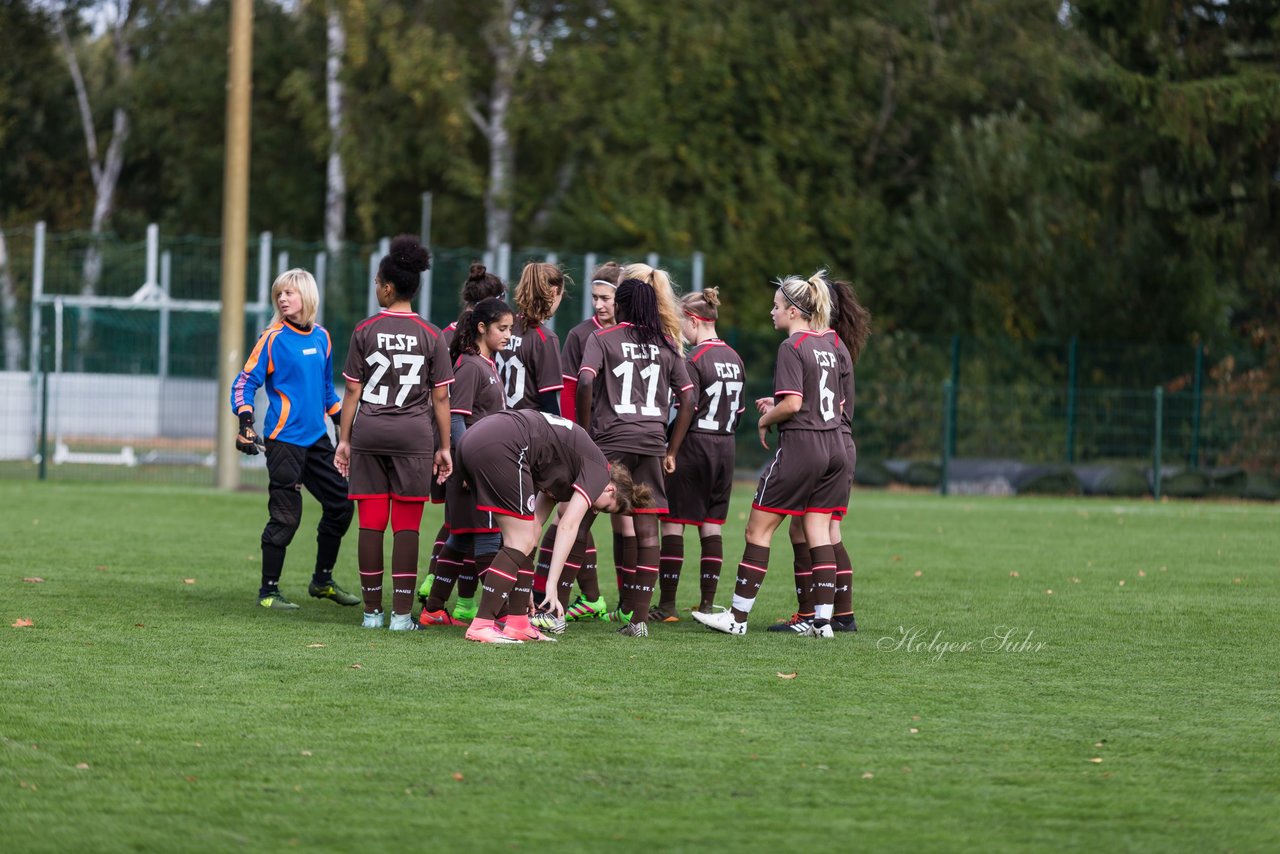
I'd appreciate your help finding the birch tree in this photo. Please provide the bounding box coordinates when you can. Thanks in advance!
[56,0,135,371]
[324,0,346,259]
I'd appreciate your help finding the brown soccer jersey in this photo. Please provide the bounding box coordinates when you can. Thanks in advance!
[685,338,747,436]
[578,324,694,456]
[560,317,605,382]
[342,310,453,455]
[496,316,563,410]
[831,332,855,432]
[449,352,505,426]
[773,330,842,433]
[458,409,611,518]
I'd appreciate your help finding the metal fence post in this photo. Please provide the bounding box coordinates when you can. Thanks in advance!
[38,340,50,481]
[692,251,704,292]
[1152,386,1164,501]
[582,252,597,322]
[948,336,960,457]
[420,192,433,324]
[1065,336,1078,463]
[941,379,954,496]
[159,249,171,378]
[1190,344,1203,469]
[29,221,45,376]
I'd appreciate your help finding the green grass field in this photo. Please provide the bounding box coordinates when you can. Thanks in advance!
[2,480,1278,852]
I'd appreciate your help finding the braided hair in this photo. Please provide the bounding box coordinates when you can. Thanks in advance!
[615,278,676,354]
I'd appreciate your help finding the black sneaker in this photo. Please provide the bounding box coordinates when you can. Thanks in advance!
[832,615,858,633]
[767,613,816,636]
[308,579,361,606]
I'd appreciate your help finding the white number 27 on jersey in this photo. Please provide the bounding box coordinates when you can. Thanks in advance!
[362,352,424,407]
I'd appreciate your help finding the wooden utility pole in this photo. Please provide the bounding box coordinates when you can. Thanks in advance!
[216,0,254,489]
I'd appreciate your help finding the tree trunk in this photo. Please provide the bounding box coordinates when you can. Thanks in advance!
[324,1,347,263]
[58,11,131,372]
[0,227,23,371]
[484,27,515,258]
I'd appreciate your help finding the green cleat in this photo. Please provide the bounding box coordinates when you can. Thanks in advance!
[602,606,634,623]
[564,594,607,622]
[417,573,435,598]
[451,596,478,622]
[259,592,300,610]
[308,579,361,607]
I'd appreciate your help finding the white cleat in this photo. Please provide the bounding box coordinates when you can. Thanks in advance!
[691,607,747,636]
[813,622,834,639]
[362,610,384,629]
[388,612,421,631]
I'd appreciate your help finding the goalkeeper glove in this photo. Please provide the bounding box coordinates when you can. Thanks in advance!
[235,410,264,455]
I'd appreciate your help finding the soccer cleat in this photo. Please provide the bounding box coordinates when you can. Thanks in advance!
[530,608,567,635]
[603,606,634,623]
[691,607,747,636]
[259,592,300,610]
[452,596,478,622]
[646,604,681,623]
[767,613,816,636]
[465,619,524,644]
[832,615,858,633]
[616,621,649,638]
[388,612,421,631]
[416,573,435,598]
[565,594,607,622]
[308,579,361,606]
[692,602,717,614]
[813,622,835,639]
[362,610,384,629]
[418,608,468,627]
[504,618,558,643]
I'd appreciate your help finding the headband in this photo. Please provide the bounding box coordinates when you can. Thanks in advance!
[684,310,715,323]
[779,286,811,317]
[590,279,618,289]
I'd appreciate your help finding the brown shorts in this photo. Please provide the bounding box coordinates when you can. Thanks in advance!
[445,465,498,533]
[348,452,435,501]
[455,437,538,521]
[752,429,849,517]
[603,450,668,515]
[833,431,857,521]
[663,432,735,526]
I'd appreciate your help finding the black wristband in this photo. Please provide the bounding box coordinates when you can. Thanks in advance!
[238,410,254,429]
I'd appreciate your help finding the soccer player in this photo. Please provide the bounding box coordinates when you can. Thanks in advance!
[534,261,622,625]
[333,236,454,631]
[654,287,745,621]
[498,261,565,413]
[418,297,514,626]
[692,272,849,638]
[422,263,506,622]
[453,409,652,643]
[770,274,872,634]
[577,274,695,636]
[231,268,359,611]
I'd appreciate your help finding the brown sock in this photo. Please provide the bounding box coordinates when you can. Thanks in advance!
[809,544,837,625]
[357,528,384,613]
[477,547,528,621]
[833,540,854,617]
[533,523,557,598]
[612,532,627,594]
[456,556,479,600]
[658,533,684,609]
[699,534,722,607]
[390,531,418,616]
[510,548,537,618]
[557,529,591,607]
[631,542,660,622]
[792,540,815,617]
[620,535,639,607]
[730,543,770,622]
[427,522,447,577]
[578,533,600,600]
[422,544,465,612]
